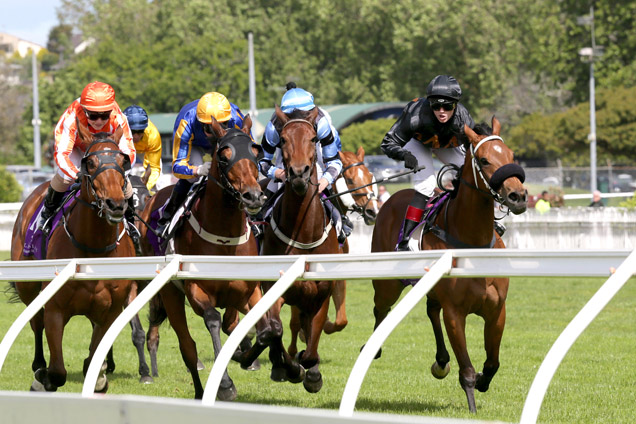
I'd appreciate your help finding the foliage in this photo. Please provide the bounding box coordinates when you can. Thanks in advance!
[340,118,394,155]
[0,166,24,202]
[619,193,636,208]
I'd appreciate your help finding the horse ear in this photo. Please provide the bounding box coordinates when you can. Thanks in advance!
[356,145,365,160]
[275,104,288,124]
[491,116,501,135]
[241,114,253,135]
[209,115,226,138]
[76,117,93,144]
[464,124,478,143]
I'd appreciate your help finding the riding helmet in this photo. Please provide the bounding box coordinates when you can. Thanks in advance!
[80,81,116,112]
[426,75,462,102]
[281,88,315,114]
[123,105,149,130]
[196,92,232,123]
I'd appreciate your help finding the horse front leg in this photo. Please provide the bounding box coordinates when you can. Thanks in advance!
[368,279,404,359]
[442,306,477,413]
[268,298,304,384]
[159,283,204,399]
[288,305,301,358]
[323,280,347,334]
[39,309,68,392]
[299,293,330,394]
[202,305,237,401]
[426,297,450,379]
[476,302,506,393]
[29,308,47,373]
[146,293,165,377]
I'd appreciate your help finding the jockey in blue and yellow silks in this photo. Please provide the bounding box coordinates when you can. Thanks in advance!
[156,92,252,237]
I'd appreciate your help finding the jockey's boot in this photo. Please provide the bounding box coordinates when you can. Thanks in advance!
[249,188,275,240]
[37,186,65,236]
[125,197,141,249]
[395,192,429,252]
[156,185,189,239]
[494,220,506,237]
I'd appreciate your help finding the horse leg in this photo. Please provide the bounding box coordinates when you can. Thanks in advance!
[30,309,47,372]
[368,279,404,359]
[83,323,112,393]
[426,297,450,379]
[159,283,204,399]
[268,298,304,384]
[147,293,166,377]
[476,303,506,393]
[126,281,152,383]
[323,280,347,334]
[299,294,330,393]
[236,288,277,371]
[442,306,477,413]
[288,305,301,358]
[202,306,237,401]
[223,308,260,371]
[40,309,69,392]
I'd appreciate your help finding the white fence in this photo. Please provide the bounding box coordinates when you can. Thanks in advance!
[0,249,635,424]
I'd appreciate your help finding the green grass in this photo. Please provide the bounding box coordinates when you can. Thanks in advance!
[0,250,635,423]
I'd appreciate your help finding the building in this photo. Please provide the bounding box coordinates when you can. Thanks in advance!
[0,33,44,58]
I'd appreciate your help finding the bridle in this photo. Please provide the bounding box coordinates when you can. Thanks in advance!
[281,118,319,187]
[466,135,525,205]
[335,161,377,215]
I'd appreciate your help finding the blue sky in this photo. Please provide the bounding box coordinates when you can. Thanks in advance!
[0,0,62,47]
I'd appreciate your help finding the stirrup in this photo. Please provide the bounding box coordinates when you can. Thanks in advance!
[494,221,506,237]
[251,223,263,240]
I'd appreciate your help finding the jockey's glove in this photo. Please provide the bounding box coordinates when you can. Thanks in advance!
[196,162,211,176]
[403,151,418,170]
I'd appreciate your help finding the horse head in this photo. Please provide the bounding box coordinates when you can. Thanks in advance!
[206,114,265,215]
[275,105,319,195]
[77,121,131,224]
[337,146,379,224]
[463,117,528,215]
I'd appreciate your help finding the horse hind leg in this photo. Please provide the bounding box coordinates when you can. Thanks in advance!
[129,314,153,383]
[203,306,237,401]
[476,303,506,393]
[147,293,166,377]
[426,297,450,379]
[30,308,47,373]
[323,280,347,334]
[442,307,477,413]
[288,306,301,358]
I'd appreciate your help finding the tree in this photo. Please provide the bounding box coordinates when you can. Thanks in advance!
[0,167,24,202]
[340,118,394,156]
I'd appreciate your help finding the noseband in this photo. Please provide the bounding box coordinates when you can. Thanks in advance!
[281,119,318,186]
[336,161,377,214]
[469,135,525,204]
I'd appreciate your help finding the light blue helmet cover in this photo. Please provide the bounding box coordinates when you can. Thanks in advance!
[281,88,315,114]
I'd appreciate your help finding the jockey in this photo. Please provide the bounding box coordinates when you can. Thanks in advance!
[382,75,480,251]
[123,105,162,193]
[156,91,253,238]
[38,81,138,242]
[258,82,348,242]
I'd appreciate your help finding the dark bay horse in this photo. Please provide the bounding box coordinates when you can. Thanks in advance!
[242,105,341,394]
[138,115,266,400]
[10,124,137,393]
[370,117,527,413]
[287,146,378,356]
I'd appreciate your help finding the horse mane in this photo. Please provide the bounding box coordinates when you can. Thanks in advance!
[273,109,313,133]
[472,123,493,136]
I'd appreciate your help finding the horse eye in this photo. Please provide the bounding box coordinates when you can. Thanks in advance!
[479,157,489,166]
[280,137,286,145]
[346,178,354,185]
[312,137,318,143]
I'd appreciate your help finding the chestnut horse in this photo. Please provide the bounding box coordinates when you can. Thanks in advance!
[370,117,527,413]
[240,105,341,394]
[138,115,266,400]
[287,146,379,357]
[10,125,136,393]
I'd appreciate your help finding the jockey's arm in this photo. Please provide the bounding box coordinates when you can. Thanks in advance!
[381,100,419,161]
[317,119,343,189]
[172,119,198,178]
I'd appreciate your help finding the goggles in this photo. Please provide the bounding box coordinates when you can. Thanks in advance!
[85,110,112,121]
[430,101,456,112]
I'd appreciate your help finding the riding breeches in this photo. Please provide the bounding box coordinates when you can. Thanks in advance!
[403,139,465,197]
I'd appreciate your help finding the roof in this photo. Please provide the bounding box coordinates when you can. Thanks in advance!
[148,102,406,140]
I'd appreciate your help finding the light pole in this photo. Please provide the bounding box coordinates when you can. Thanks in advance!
[577,5,603,192]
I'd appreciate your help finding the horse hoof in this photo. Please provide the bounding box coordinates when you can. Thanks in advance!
[95,374,109,393]
[196,359,205,371]
[139,375,154,384]
[217,385,237,402]
[475,372,490,393]
[287,365,305,384]
[30,379,45,392]
[245,359,260,371]
[303,371,323,393]
[431,361,450,379]
[270,367,287,382]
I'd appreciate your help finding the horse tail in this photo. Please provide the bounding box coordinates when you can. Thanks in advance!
[4,282,21,304]
[148,294,168,328]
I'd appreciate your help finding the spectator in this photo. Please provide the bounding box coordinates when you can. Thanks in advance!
[535,190,551,214]
[378,185,391,208]
[589,190,605,207]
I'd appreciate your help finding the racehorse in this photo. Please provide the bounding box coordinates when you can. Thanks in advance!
[287,146,378,357]
[10,124,137,393]
[370,117,527,413]
[240,105,341,394]
[138,115,266,400]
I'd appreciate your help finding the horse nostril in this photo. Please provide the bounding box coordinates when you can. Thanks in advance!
[106,199,125,212]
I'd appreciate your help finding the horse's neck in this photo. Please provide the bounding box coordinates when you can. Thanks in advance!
[279,181,325,236]
[70,194,121,244]
[445,159,495,245]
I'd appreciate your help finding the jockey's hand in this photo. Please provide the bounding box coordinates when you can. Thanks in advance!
[318,177,329,193]
[196,162,211,176]
[141,166,151,184]
[274,168,286,182]
[403,151,418,170]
